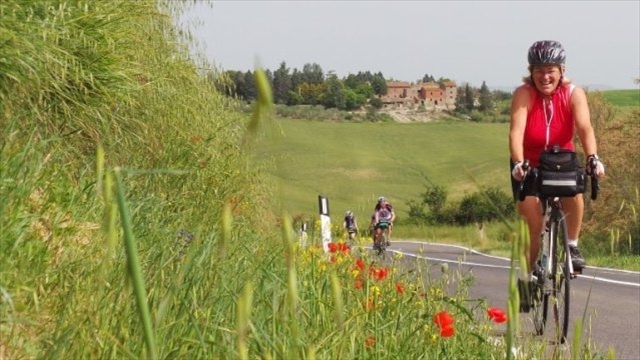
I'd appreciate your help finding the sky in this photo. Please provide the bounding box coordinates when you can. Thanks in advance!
[182,1,640,90]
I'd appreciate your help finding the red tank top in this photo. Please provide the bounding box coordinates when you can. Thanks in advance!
[523,84,575,167]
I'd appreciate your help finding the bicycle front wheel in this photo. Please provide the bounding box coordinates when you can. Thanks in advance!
[532,277,549,336]
[379,232,388,257]
[374,230,387,258]
[550,214,571,344]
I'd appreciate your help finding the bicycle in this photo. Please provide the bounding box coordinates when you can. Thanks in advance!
[346,227,358,248]
[372,220,391,258]
[519,157,599,344]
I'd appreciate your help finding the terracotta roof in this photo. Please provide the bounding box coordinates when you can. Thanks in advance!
[387,81,411,88]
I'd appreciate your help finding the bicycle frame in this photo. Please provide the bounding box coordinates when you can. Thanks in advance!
[540,198,577,276]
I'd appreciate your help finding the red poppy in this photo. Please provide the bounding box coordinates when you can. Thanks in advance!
[355,258,365,270]
[369,267,389,281]
[433,310,454,328]
[487,307,508,323]
[365,335,375,348]
[338,242,349,252]
[379,267,389,279]
[365,298,375,310]
[440,325,455,337]
[354,278,363,290]
[395,283,405,294]
[328,242,338,253]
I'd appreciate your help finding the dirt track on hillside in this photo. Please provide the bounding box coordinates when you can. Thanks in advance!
[382,109,456,123]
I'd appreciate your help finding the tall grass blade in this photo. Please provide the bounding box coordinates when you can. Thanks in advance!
[505,220,527,360]
[572,318,582,360]
[282,214,300,353]
[243,67,273,147]
[330,270,344,329]
[237,282,253,360]
[220,202,232,261]
[114,167,157,359]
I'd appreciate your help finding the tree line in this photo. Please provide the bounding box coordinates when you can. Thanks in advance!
[215,62,386,111]
[214,61,512,113]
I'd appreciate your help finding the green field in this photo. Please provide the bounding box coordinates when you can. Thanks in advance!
[600,88,640,108]
[259,87,639,223]
[258,119,511,219]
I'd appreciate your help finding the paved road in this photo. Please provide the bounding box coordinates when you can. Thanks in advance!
[379,241,640,359]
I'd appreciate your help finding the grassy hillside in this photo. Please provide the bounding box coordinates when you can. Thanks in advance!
[260,88,639,222]
[1,1,273,358]
[600,88,640,108]
[259,119,511,218]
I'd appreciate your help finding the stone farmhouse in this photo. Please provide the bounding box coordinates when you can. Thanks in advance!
[380,80,457,109]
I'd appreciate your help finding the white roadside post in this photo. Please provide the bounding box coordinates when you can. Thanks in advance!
[318,195,331,253]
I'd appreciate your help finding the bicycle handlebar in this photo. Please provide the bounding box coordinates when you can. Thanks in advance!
[517,158,600,202]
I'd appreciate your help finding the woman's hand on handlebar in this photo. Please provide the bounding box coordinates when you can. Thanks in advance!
[515,160,530,202]
[511,160,530,181]
[587,155,605,178]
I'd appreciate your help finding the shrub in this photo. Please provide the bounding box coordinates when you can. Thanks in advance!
[580,92,640,256]
[407,184,514,226]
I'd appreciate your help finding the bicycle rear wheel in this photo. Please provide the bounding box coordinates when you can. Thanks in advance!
[550,214,571,344]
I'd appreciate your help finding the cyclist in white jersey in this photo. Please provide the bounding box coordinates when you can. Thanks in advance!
[372,196,396,245]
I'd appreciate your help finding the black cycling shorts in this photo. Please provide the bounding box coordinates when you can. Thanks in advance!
[510,159,538,201]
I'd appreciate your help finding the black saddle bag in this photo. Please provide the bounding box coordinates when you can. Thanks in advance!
[537,147,586,197]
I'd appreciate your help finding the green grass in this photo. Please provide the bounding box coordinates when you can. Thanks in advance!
[0,1,270,358]
[587,255,640,271]
[258,119,511,218]
[599,89,640,108]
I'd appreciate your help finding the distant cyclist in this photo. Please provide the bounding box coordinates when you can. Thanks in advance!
[372,196,396,245]
[343,211,359,241]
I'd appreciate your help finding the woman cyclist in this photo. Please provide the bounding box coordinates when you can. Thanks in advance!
[509,40,605,311]
[343,211,359,241]
[371,196,396,246]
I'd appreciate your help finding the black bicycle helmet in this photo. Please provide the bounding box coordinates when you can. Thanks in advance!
[527,40,566,66]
